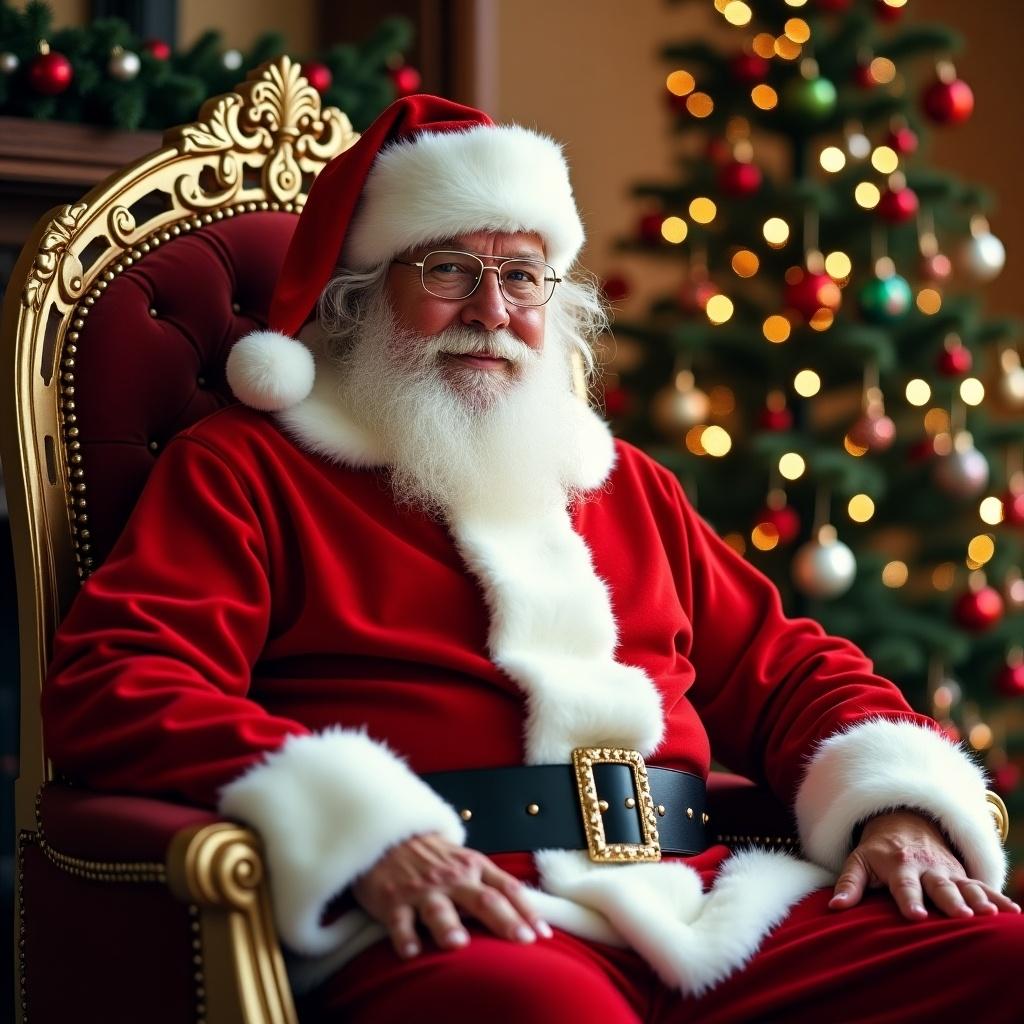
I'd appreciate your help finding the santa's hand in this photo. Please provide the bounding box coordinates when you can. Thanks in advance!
[828,809,1021,920]
[352,832,553,959]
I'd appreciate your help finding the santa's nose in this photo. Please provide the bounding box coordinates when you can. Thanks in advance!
[461,268,511,333]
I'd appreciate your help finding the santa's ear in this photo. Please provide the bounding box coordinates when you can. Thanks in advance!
[226,330,316,412]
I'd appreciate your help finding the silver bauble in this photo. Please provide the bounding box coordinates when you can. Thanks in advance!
[0,52,19,75]
[933,444,989,498]
[108,48,141,81]
[960,231,1005,282]
[651,381,710,437]
[792,531,857,599]
[222,49,243,71]
[1001,366,1024,405]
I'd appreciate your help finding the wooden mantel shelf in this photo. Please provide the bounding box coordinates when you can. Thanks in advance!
[0,116,162,250]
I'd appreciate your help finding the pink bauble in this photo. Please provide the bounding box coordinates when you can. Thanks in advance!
[953,587,1005,631]
[1001,488,1024,527]
[848,412,896,453]
[922,77,974,125]
[877,185,919,223]
[302,61,333,94]
[937,344,972,376]
[886,125,919,155]
[784,269,841,320]
[718,160,762,197]
[996,664,1024,698]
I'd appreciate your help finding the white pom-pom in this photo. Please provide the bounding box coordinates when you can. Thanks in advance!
[226,330,316,412]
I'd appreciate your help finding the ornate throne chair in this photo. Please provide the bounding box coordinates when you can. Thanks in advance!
[2,59,805,1024]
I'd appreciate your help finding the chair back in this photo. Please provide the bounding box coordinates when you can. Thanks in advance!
[1,56,357,832]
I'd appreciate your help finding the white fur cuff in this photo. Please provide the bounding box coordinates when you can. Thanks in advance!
[794,717,1006,888]
[218,729,466,955]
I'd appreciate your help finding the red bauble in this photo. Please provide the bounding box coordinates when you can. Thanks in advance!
[922,77,974,125]
[908,437,936,464]
[886,125,919,155]
[390,64,422,97]
[302,61,333,94]
[730,52,769,85]
[143,38,171,60]
[848,412,896,453]
[953,586,1005,631]
[602,386,631,418]
[1001,487,1024,527]
[756,505,801,545]
[601,274,631,303]
[717,159,762,197]
[784,269,841,320]
[854,62,877,89]
[677,278,718,313]
[992,763,1021,795]
[874,0,904,21]
[29,50,73,95]
[996,663,1024,698]
[877,185,919,223]
[759,406,794,432]
[638,213,665,245]
[937,344,972,376]
[921,252,953,283]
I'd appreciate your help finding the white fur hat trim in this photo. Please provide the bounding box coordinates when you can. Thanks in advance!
[226,330,316,412]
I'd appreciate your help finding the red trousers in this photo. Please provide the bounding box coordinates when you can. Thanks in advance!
[302,888,1023,1023]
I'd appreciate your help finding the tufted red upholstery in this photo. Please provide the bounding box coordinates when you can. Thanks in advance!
[73,211,298,566]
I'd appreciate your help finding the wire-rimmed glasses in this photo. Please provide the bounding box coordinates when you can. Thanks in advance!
[393,250,561,307]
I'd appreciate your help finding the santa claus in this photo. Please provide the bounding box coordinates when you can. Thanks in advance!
[45,96,1022,1022]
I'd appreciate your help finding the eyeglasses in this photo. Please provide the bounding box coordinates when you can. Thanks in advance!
[393,250,561,307]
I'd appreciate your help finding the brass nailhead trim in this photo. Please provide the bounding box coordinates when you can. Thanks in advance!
[526,803,540,816]
[598,799,609,813]
[686,807,694,819]
[624,797,636,809]
[459,808,472,822]
[656,804,666,816]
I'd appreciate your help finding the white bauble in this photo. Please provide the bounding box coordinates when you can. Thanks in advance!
[959,231,1005,282]
[934,444,989,498]
[792,529,856,599]
[108,48,141,81]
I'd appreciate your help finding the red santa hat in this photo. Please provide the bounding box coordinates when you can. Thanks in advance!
[226,93,586,412]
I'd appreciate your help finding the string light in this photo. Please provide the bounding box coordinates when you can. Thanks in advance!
[882,561,909,588]
[686,93,714,118]
[932,563,956,591]
[784,18,811,43]
[809,308,834,331]
[905,379,931,406]
[779,453,806,480]
[763,314,791,343]
[824,251,852,278]
[917,288,942,315]
[732,250,760,277]
[820,146,846,173]
[661,216,688,243]
[979,496,1004,525]
[774,36,802,60]
[870,146,899,174]
[706,294,735,324]
[751,524,781,551]
[724,1,753,26]
[689,197,717,223]
[709,386,736,415]
[923,407,949,433]
[666,70,696,96]
[844,434,869,457]
[702,425,733,456]
[854,182,881,208]
[751,85,778,110]
[960,377,985,405]
[794,369,821,397]
[969,723,993,751]
[848,494,875,522]
[723,532,747,555]
[966,533,995,566]
[685,425,707,455]
[752,33,776,58]
[870,57,896,84]
[763,217,790,246]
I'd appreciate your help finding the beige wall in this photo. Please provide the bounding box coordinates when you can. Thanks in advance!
[492,0,1023,318]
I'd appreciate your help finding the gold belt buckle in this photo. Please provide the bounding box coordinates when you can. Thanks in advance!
[571,747,661,863]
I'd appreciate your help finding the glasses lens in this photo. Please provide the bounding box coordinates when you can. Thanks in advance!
[498,260,555,306]
[421,251,481,299]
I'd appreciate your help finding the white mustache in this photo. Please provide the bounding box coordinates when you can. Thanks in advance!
[428,327,530,365]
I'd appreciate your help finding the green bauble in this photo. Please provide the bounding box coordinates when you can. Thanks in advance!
[782,75,837,120]
[858,274,913,324]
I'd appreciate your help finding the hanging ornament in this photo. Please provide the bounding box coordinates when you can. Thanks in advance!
[1005,568,1024,610]
[142,39,171,61]
[792,525,857,599]
[875,0,905,22]
[847,410,896,453]
[782,60,838,122]
[999,349,1024,406]
[600,274,631,303]
[759,391,793,432]
[29,43,73,96]
[953,575,1004,631]
[996,650,1024,697]
[108,47,141,82]
[651,370,710,436]
[921,252,952,283]
[390,64,422,97]
[845,122,872,160]
[1001,472,1024,527]
[877,176,919,224]
[784,266,841,321]
[755,493,801,546]
[222,49,243,71]
[922,63,974,125]
[302,61,333,94]
[677,277,718,313]
[717,158,762,197]
[0,51,20,75]
[638,212,665,246]
[857,271,912,324]
[937,334,972,376]
[958,216,1005,282]
[730,52,769,86]
[918,211,952,284]
[886,122,918,156]
[934,433,989,498]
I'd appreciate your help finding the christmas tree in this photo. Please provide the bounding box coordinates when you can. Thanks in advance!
[605,0,1023,881]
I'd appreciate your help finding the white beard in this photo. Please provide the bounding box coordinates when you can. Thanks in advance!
[333,293,589,522]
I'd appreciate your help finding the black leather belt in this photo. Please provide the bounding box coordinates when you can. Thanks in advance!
[423,748,708,863]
